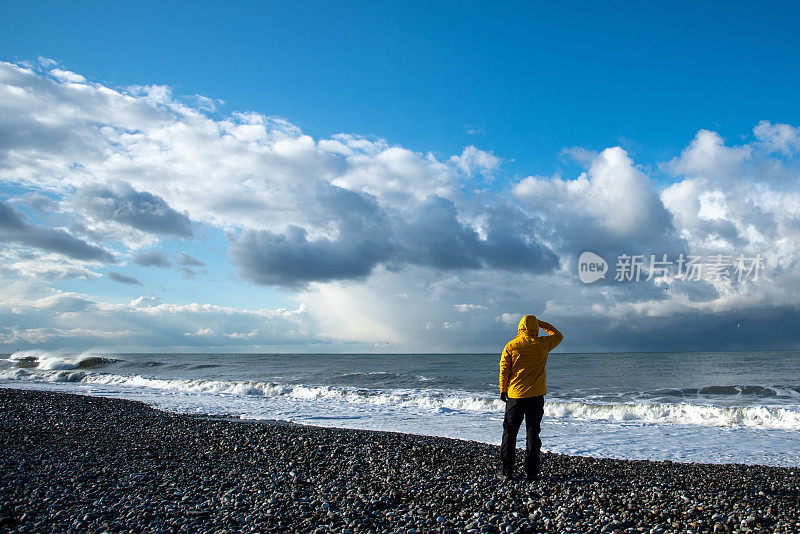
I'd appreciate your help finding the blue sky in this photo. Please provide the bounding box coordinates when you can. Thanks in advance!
[1,2,800,352]
[5,1,800,174]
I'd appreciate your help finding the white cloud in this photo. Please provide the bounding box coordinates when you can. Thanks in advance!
[49,68,87,84]
[130,295,161,308]
[454,303,487,312]
[0,287,320,351]
[665,129,750,182]
[512,146,674,252]
[559,146,598,167]
[753,120,800,155]
[448,145,500,177]
[0,248,100,281]
[183,94,224,112]
[495,313,520,328]
[186,328,214,337]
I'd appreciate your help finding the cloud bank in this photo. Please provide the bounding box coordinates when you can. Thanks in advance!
[1,59,799,352]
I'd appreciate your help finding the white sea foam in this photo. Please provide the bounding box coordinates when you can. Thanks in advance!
[2,367,799,431]
[546,400,800,429]
[5,351,800,467]
[7,350,117,370]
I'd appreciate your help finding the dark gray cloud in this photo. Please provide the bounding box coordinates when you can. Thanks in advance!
[230,184,395,287]
[133,250,172,268]
[0,200,115,262]
[75,183,193,237]
[555,305,800,353]
[176,252,205,279]
[178,252,204,267]
[108,272,142,285]
[478,208,560,273]
[395,196,559,272]
[395,195,483,270]
[232,224,392,287]
[230,188,560,287]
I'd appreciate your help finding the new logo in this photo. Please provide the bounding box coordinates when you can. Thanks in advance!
[578,251,608,284]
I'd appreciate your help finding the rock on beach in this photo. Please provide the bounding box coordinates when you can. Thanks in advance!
[1,388,799,533]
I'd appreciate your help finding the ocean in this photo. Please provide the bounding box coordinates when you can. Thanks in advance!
[2,350,799,467]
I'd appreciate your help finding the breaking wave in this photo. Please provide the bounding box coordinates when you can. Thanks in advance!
[8,351,119,371]
[2,367,799,431]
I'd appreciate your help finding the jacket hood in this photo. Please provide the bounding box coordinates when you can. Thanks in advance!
[518,315,538,336]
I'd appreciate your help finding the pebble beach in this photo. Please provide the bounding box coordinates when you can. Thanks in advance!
[1,388,799,534]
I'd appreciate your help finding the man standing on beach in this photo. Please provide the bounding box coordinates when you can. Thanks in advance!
[499,315,563,481]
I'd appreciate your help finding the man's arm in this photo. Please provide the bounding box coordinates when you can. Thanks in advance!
[499,345,512,399]
[537,320,563,351]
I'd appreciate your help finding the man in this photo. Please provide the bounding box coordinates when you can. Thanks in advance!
[499,315,563,482]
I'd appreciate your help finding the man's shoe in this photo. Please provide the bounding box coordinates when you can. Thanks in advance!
[525,473,540,482]
[498,472,514,482]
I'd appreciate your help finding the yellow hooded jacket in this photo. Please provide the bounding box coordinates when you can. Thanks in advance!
[499,315,563,398]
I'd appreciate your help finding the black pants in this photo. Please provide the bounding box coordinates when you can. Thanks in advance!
[500,395,545,478]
